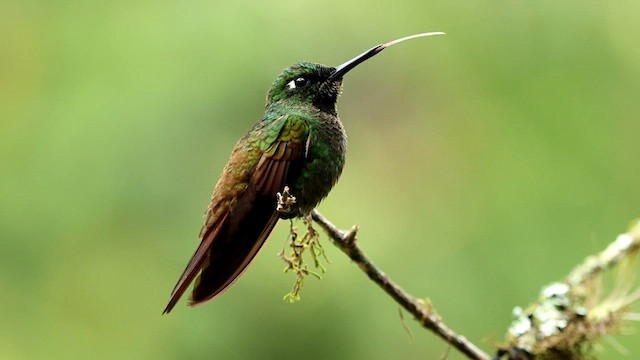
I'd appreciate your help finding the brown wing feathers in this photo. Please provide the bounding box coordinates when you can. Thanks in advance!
[163,116,308,313]
[163,212,230,314]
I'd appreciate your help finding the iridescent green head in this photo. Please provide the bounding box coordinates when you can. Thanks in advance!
[267,62,341,114]
[266,32,446,113]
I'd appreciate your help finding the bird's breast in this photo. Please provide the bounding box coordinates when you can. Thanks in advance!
[292,115,347,214]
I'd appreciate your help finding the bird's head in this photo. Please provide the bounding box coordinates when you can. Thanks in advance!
[266,32,446,114]
[267,62,341,114]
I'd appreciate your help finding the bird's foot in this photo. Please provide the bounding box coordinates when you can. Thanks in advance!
[276,186,297,219]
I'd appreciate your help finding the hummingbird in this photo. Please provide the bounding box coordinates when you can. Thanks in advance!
[163,32,445,314]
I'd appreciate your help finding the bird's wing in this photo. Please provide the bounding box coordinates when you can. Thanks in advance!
[163,114,309,314]
[251,114,310,195]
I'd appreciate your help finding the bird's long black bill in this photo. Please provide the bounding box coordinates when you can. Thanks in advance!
[327,32,446,81]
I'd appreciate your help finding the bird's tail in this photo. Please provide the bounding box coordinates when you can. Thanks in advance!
[163,195,279,314]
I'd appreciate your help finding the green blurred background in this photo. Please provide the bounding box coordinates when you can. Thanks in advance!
[2,1,639,359]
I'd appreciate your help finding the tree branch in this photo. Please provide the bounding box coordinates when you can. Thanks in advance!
[277,185,640,360]
[496,220,640,359]
[310,209,491,360]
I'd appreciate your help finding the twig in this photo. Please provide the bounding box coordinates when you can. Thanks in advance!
[310,209,491,360]
[566,222,640,287]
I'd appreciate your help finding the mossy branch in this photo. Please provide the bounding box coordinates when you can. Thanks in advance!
[276,188,640,360]
[310,210,640,360]
[496,220,640,359]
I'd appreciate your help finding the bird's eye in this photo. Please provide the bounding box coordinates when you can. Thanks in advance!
[287,77,310,89]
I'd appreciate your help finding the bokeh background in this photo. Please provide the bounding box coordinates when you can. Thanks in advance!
[2,1,639,359]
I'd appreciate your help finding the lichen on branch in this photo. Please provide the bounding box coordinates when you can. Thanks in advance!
[276,187,329,302]
[497,220,640,360]
[275,184,640,360]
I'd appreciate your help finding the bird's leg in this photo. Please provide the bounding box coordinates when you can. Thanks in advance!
[276,186,298,219]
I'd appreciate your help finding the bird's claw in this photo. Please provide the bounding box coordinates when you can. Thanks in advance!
[277,186,297,219]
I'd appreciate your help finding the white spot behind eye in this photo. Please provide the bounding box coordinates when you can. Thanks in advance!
[287,80,296,89]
